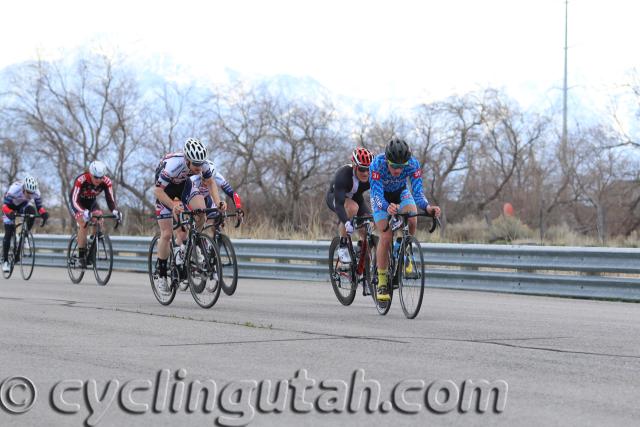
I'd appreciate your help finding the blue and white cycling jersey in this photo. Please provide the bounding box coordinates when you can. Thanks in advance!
[369,153,429,212]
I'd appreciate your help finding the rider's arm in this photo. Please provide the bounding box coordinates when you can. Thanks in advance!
[369,164,389,213]
[215,171,242,208]
[154,185,175,211]
[70,176,86,212]
[333,187,350,224]
[102,177,117,212]
[205,177,222,207]
[407,159,429,211]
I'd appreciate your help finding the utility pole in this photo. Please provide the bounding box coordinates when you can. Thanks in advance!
[562,0,569,148]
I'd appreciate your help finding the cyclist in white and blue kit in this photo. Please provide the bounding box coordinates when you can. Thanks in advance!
[369,138,441,301]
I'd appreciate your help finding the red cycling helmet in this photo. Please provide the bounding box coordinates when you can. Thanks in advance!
[351,147,374,167]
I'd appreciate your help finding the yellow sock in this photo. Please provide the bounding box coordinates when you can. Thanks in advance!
[377,269,387,288]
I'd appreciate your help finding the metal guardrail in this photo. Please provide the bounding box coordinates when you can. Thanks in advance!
[11,234,640,301]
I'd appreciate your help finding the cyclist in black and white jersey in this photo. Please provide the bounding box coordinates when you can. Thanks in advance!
[326,147,374,266]
[153,138,226,292]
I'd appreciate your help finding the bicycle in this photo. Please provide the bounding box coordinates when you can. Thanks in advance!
[66,213,120,286]
[328,215,378,306]
[372,212,440,318]
[2,212,45,280]
[202,209,243,296]
[148,208,223,308]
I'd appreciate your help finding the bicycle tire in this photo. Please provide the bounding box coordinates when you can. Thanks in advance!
[218,233,239,296]
[148,234,177,305]
[93,234,113,286]
[188,233,222,309]
[2,233,16,279]
[371,243,392,315]
[328,237,357,306]
[20,231,36,280]
[66,234,85,284]
[398,235,425,319]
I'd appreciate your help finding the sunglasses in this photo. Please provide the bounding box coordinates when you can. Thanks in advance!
[387,160,408,169]
[190,161,205,167]
[356,166,369,173]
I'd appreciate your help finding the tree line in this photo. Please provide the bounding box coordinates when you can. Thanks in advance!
[0,52,638,243]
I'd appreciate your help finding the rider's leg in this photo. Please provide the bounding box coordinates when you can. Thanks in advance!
[374,209,392,301]
[74,210,89,266]
[157,218,173,277]
[23,205,36,230]
[399,189,417,235]
[2,220,16,263]
[189,194,207,230]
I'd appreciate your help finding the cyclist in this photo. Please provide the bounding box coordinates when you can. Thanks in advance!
[2,176,49,273]
[369,138,441,301]
[190,160,243,229]
[69,160,122,267]
[326,147,373,267]
[153,138,226,292]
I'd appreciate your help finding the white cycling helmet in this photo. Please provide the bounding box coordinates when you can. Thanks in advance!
[183,138,208,164]
[23,175,38,193]
[89,160,107,178]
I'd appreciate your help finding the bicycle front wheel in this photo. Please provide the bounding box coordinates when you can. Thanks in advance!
[148,235,177,305]
[218,234,239,296]
[2,233,16,279]
[187,233,222,309]
[398,236,425,319]
[328,237,357,306]
[20,231,36,280]
[371,243,392,315]
[93,234,113,286]
[66,234,85,284]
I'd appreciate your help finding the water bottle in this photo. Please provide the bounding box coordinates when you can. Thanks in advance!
[174,245,184,265]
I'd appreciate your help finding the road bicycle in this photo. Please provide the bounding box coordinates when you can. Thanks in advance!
[67,213,120,286]
[202,209,243,296]
[148,208,223,308]
[2,212,45,280]
[328,215,378,306]
[372,212,439,318]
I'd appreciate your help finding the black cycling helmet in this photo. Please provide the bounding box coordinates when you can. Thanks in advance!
[385,138,411,164]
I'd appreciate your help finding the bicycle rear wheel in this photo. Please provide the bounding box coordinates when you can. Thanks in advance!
[2,233,16,279]
[148,235,177,305]
[328,237,357,306]
[20,231,36,280]
[93,234,113,286]
[66,234,85,284]
[188,233,222,309]
[398,235,425,319]
[218,234,239,296]
[371,243,393,315]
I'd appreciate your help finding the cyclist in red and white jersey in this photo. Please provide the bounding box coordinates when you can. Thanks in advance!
[69,161,121,267]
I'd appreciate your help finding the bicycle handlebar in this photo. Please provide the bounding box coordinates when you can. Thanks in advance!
[382,212,440,233]
[83,214,120,230]
[14,212,47,227]
[350,214,374,229]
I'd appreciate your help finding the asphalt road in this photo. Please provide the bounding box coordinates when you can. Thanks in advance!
[1,267,639,426]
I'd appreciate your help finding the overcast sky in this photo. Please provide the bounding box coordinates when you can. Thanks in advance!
[2,0,639,114]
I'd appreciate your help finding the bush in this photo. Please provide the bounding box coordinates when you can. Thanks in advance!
[489,215,533,243]
[445,215,489,243]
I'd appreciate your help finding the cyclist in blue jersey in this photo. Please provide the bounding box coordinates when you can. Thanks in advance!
[369,138,441,301]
